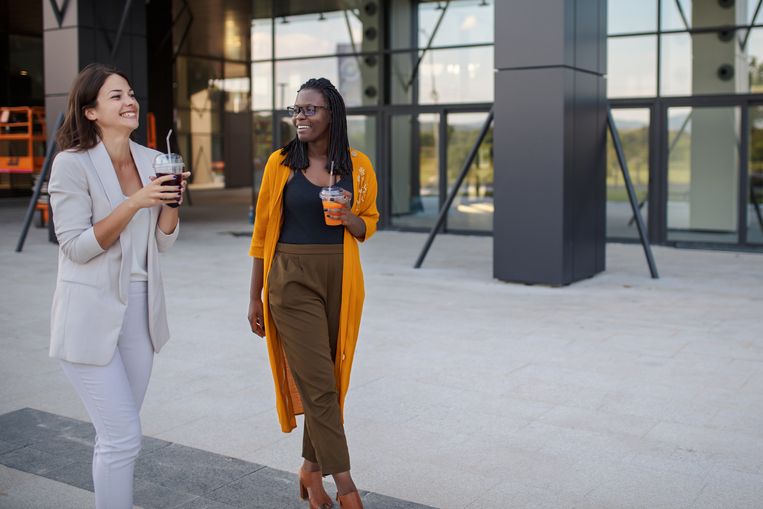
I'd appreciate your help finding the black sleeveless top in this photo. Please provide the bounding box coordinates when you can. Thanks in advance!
[279,170,354,244]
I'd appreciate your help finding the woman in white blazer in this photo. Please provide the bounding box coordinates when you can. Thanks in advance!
[48,63,189,509]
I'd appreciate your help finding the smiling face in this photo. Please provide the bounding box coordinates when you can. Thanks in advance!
[292,88,330,144]
[83,73,139,136]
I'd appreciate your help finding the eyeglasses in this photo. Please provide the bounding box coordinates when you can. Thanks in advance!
[286,105,329,117]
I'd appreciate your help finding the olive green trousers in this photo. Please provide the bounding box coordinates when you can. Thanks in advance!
[268,243,349,474]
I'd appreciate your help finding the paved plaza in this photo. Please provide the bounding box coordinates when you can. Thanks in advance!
[1,190,762,508]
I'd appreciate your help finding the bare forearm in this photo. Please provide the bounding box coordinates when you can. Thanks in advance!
[157,205,179,235]
[92,199,139,249]
[346,214,366,240]
[250,257,264,301]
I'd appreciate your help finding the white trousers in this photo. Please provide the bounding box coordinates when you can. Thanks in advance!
[60,282,154,509]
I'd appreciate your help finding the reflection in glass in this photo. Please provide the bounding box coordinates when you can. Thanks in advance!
[347,115,376,168]
[173,0,223,58]
[390,114,440,229]
[276,57,378,108]
[744,28,763,93]
[660,32,691,96]
[418,0,494,48]
[274,2,379,59]
[251,62,273,110]
[748,106,763,244]
[391,46,493,105]
[606,109,650,239]
[251,15,272,60]
[662,30,751,96]
[279,115,296,148]
[223,8,249,61]
[174,57,223,110]
[661,0,750,31]
[390,52,415,104]
[252,113,272,197]
[446,113,493,232]
[221,62,250,112]
[607,36,657,98]
[667,106,739,243]
[608,0,657,35]
[175,57,224,189]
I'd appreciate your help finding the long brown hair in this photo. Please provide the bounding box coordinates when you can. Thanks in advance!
[56,63,133,151]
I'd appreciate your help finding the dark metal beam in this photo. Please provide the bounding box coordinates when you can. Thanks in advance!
[608,109,659,278]
[16,113,64,253]
[173,1,194,62]
[405,1,449,93]
[674,0,690,31]
[742,0,763,50]
[110,0,134,60]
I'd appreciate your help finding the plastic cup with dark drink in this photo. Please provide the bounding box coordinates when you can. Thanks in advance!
[153,153,184,208]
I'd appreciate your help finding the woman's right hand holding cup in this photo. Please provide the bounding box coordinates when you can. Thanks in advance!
[127,174,180,209]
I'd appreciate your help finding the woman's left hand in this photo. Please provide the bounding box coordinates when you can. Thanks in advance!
[324,189,357,225]
[178,171,191,205]
[148,171,192,206]
[325,189,366,238]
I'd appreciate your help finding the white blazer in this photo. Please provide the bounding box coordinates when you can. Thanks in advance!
[48,140,179,366]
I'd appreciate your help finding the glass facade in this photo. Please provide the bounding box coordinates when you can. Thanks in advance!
[239,0,493,232]
[165,0,762,249]
[608,0,763,249]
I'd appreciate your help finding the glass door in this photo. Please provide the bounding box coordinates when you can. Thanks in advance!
[446,112,494,233]
[388,112,440,230]
[665,104,741,244]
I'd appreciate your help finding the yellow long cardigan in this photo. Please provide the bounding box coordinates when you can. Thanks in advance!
[249,148,379,433]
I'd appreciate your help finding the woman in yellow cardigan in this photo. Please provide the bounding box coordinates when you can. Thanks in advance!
[248,78,378,509]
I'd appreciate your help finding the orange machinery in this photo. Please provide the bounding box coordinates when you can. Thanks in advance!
[0,106,46,175]
[0,106,48,222]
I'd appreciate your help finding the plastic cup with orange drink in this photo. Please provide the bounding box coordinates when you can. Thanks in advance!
[320,186,350,226]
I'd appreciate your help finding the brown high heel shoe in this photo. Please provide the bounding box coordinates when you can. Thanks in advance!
[336,490,364,509]
[299,468,333,509]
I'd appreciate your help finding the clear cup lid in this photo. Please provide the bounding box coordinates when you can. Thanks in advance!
[153,153,183,166]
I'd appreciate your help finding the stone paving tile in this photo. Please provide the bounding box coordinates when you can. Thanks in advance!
[362,492,437,509]
[28,434,95,464]
[463,481,589,509]
[135,443,263,496]
[46,460,94,491]
[0,465,96,509]
[134,477,200,509]
[692,469,763,509]
[0,445,77,476]
[0,438,26,455]
[175,497,238,509]
[205,467,305,509]
[0,408,436,509]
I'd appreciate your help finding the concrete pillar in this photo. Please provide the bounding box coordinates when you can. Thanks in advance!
[689,1,746,232]
[493,0,607,285]
[43,0,148,144]
[389,0,414,216]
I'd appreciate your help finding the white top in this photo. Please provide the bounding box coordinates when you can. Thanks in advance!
[126,205,149,282]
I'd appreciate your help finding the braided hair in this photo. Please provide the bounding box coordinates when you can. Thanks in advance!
[280,78,352,176]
